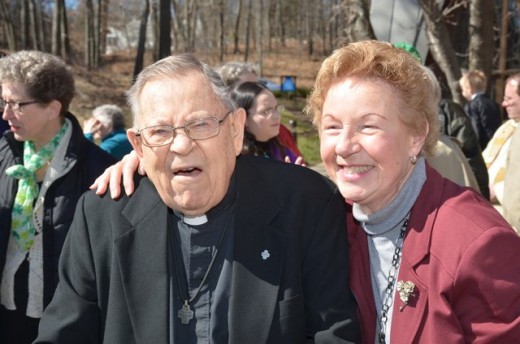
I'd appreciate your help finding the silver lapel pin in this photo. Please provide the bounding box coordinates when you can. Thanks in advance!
[261,250,270,260]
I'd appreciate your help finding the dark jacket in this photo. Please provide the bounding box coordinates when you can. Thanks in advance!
[464,93,502,150]
[438,99,490,199]
[0,112,116,307]
[35,155,360,343]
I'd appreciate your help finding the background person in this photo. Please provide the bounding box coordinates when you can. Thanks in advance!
[394,42,489,198]
[437,98,489,199]
[230,81,303,164]
[0,50,116,344]
[35,54,360,343]
[83,103,132,160]
[503,126,520,233]
[483,73,520,212]
[306,40,520,343]
[217,60,303,159]
[459,70,502,150]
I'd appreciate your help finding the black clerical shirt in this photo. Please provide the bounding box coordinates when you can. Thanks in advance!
[168,174,236,344]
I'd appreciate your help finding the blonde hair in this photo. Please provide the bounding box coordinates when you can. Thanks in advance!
[459,70,487,93]
[305,40,439,155]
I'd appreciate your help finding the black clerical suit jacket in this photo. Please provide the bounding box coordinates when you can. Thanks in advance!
[35,155,360,343]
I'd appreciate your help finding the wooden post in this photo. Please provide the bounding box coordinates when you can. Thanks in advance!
[495,0,509,119]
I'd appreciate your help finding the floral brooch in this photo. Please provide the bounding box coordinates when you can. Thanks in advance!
[396,280,415,311]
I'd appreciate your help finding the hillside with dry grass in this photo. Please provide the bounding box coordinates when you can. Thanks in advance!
[70,47,324,164]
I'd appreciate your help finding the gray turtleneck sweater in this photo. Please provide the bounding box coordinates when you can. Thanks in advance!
[352,157,426,344]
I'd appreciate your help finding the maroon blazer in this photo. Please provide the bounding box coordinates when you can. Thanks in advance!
[348,163,520,344]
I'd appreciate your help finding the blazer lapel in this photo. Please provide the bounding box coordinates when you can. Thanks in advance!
[229,159,288,344]
[391,164,441,343]
[116,178,169,344]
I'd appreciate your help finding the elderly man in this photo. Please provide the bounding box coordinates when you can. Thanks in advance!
[483,74,520,213]
[35,54,360,343]
[501,74,520,233]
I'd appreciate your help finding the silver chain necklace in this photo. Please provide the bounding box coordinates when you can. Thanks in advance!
[377,215,409,344]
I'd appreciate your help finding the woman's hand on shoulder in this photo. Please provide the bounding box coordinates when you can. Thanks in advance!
[90,150,144,198]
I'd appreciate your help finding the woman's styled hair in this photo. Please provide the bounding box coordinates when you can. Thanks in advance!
[306,40,440,156]
[0,50,75,115]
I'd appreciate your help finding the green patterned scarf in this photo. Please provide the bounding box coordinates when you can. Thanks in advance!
[5,121,69,251]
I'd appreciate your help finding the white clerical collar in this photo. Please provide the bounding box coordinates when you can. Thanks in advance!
[182,214,208,226]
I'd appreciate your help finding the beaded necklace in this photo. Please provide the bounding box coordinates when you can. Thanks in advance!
[377,215,409,344]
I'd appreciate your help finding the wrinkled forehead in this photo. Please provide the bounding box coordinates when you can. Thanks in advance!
[137,75,225,121]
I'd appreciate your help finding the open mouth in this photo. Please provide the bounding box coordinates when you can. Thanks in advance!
[173,167,202,176]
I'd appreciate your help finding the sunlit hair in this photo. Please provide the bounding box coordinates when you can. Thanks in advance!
[230,81,269,115]
[127,54,236,128]
[229,81,286,156]
[0,50,75,116]
[217,61,258,87]
[93,104,126,130]
[305,40,439,156]
[505,73,520,95]
[459,70,487,93]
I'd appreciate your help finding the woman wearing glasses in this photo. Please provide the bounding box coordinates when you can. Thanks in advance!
[0,51,116,344]
[230,81,304,164]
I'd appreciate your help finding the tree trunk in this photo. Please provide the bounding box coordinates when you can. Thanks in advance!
[100,0,109,56]
[158,0,171,59]
[343,0,376,42]
[172,0,187,51]
[233,0,242,54]
[244,0,252,61]
[85,0,94,69]
[28,0,39,49]
[59,0,71,62]
[93,0,102,68]
[420,0,463,104]
[134,0,150,81]
[21,0,28,48]
[279,1,286,48]
[151,0,159,60]
[0,0,15,50]
[218,0,225,62]
[468,0,495,89]
[267,0,275,52]
[257,0,264,76]
[52,0,61,56]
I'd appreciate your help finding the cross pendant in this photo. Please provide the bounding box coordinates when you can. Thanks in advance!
[178,302,194,324]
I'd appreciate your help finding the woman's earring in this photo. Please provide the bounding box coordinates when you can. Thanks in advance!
[409,156,417,165]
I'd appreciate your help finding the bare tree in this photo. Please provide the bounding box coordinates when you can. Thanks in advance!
[257,0,264,75]
[343,0,376,42]
[85,0,95,68]
[0,0,15,51]
[218,0,225,61]
[134,0,150,80]
[420,0,463,104]
[468,0,495,82]
[244,0,252,61]
[28,0,40,49]
[157,0,171,59]
[52,0,62,56]
[233,0,242,54]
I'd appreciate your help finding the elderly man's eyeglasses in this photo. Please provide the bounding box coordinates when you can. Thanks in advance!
[136,111,232,147]
[0,99,41,112]
[255,105,284,117]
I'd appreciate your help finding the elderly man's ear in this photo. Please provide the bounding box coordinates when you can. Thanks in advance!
[232,108,246,155]
[127,128,144,158]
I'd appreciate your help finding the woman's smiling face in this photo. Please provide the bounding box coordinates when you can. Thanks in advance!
[319,77,426,214]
